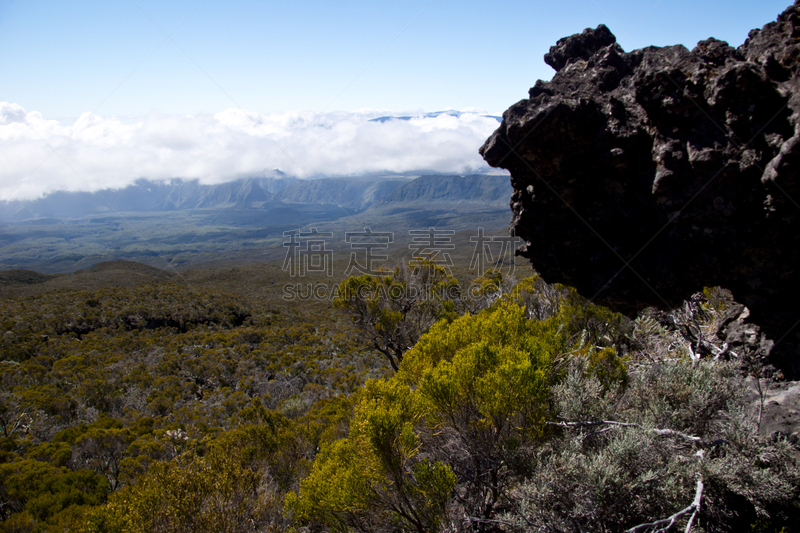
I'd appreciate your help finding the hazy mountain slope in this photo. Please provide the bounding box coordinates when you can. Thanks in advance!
[2,189,115,220]
[159,179,271,210]
[372,174,512,207]
[0,175,508,223]
[0,177,297,221]
[274,177,411,211]
[253,175,298,194]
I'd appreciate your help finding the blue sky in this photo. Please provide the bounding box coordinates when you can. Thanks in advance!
[0,0,790,118]
[0,0,792,200]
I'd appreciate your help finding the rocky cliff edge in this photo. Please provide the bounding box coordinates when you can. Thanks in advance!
[481,2,800,376]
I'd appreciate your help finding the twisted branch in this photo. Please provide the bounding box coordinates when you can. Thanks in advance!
[625,451,706,533]
[546,420,703,445]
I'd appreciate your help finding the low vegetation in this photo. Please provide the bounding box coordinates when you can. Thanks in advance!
[0,265,797,532]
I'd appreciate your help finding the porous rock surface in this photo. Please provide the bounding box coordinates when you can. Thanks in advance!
[481,3,800,375]
[759,380,800,452]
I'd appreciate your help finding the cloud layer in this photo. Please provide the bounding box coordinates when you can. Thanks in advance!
[0,103,501,201]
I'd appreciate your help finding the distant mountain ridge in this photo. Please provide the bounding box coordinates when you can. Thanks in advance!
[369,110,502,123]
[0,177,296,221]
[372,175,511,208]
[159,179,272,210]
[274,177,411,211]
[0,173,513,273]
[0,174,511,222]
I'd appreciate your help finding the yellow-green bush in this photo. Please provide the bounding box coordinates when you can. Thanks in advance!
[287,300,606,531]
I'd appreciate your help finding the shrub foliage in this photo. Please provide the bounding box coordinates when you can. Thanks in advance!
[0,273,797,532]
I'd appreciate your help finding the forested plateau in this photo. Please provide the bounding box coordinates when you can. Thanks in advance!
[0,260,797,532]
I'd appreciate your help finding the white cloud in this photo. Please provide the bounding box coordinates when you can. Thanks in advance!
[0,103,501,201]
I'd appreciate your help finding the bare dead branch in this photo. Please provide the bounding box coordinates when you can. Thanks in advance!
[467,515,530,527]
[582,426,613,441]
[754,375,764,431]
[546,420,638,429]
[548,420,704,445]
[650,428,702,444]
[625,451,705,533]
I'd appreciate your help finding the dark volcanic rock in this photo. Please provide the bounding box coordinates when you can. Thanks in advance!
[481,3,800,376]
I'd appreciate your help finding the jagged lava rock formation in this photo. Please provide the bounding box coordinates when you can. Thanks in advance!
[481,3,800,375]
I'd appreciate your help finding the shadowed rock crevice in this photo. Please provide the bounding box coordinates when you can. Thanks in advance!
[481,2,800,376]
